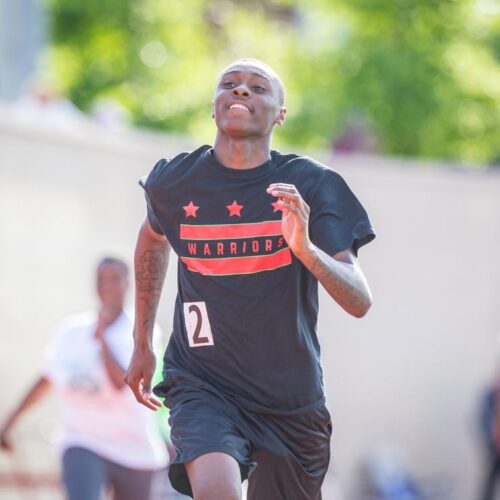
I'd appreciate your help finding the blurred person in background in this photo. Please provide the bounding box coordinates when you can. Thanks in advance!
[0,257,169,500]
[478,359,500,500]
[332,116,378,155]
[358,448,424,500]
[12,75,89,130]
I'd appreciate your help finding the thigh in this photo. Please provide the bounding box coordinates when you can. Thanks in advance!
[185,451,241,500]
[107,461,155,500]
[247,406,332,500]
[248,448,324,500]
[166,385,255,497]
[61,447,107,500]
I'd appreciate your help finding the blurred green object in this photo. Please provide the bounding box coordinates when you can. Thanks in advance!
[153,343,169,440]
[45,0,499,165]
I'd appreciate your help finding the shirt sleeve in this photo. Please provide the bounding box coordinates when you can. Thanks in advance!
[308,169,375,256]
[139,158,170,236]
[145,192,164,235]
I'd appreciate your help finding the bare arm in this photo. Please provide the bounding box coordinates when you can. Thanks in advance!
[97,337,127,390]
[0,376,51,451]
[93,308,128,390]
[296,246,372,318]
[124,218,170,410]
[267,183,372,318]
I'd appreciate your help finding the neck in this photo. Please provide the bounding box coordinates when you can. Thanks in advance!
[213,133,272,169]
[103,306,123,322]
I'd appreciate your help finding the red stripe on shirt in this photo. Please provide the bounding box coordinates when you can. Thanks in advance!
[180,220,282,240]
[180,248,292,276]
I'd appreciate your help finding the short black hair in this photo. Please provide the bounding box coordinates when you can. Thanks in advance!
[97,256,129,276]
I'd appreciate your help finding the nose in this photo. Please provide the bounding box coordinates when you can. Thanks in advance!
[232,85,250,97]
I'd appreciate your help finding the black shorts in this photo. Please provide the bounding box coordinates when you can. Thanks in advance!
[155,374,332,500]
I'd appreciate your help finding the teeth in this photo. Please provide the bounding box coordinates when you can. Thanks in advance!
[229,103,250,112]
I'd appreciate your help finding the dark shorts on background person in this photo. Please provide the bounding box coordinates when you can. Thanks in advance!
[157,377,332,500]
[62,447,157,500]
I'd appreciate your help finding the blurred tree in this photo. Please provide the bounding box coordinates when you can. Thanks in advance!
[44,0,499,165]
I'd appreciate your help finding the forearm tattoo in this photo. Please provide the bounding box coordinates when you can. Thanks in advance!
[136,249,168,333]
[308,247,370,315]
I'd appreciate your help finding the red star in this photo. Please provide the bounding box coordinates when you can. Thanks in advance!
[271,199,284,212]
[183,201,199,218]
[226,200,243,217]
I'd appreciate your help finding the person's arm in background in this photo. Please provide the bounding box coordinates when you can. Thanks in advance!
[124,218,170,410]
[0,376,51,451]
[94,309,127,390]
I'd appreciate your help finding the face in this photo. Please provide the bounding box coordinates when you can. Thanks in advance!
[96,263,129,309]
[213,63,286,138]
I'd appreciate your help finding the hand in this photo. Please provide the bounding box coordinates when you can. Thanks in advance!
[267,183,312,257]
[0,426,13,452]
[124,346,163,411]
[94,306,118,341]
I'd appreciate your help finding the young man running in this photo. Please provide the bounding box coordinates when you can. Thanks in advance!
[125,59,375,500]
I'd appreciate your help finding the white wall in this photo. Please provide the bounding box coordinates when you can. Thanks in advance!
[319,156,500,498]
[1,115,499,499]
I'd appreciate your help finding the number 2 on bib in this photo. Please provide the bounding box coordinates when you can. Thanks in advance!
[183,302,214,347]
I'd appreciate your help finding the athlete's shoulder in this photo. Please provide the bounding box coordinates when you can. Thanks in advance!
[272,150,345,190]
[272,150,336,175]
[141,145,211,189]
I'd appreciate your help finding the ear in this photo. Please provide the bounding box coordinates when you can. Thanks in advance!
[211,100,215,119]
[275,106,287,126]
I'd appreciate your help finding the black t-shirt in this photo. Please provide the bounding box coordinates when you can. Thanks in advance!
[141,145,375,414]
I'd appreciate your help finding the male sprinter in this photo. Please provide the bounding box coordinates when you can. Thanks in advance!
[125,59,375,500]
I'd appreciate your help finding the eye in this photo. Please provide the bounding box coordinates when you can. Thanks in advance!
[253,85,266,92]
[221,81,236,88]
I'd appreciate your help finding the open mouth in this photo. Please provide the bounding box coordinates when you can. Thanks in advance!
[227,102,252,113]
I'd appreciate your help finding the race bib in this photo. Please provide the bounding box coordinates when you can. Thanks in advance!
[183,301,214,347]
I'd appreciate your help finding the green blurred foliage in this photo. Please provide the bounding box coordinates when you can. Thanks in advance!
[45,0,500,165]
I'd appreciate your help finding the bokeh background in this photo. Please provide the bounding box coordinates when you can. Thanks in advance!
[1,0,500,499]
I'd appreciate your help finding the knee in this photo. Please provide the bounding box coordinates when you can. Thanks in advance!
[193,482,241,500]
[186,451,242,500]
